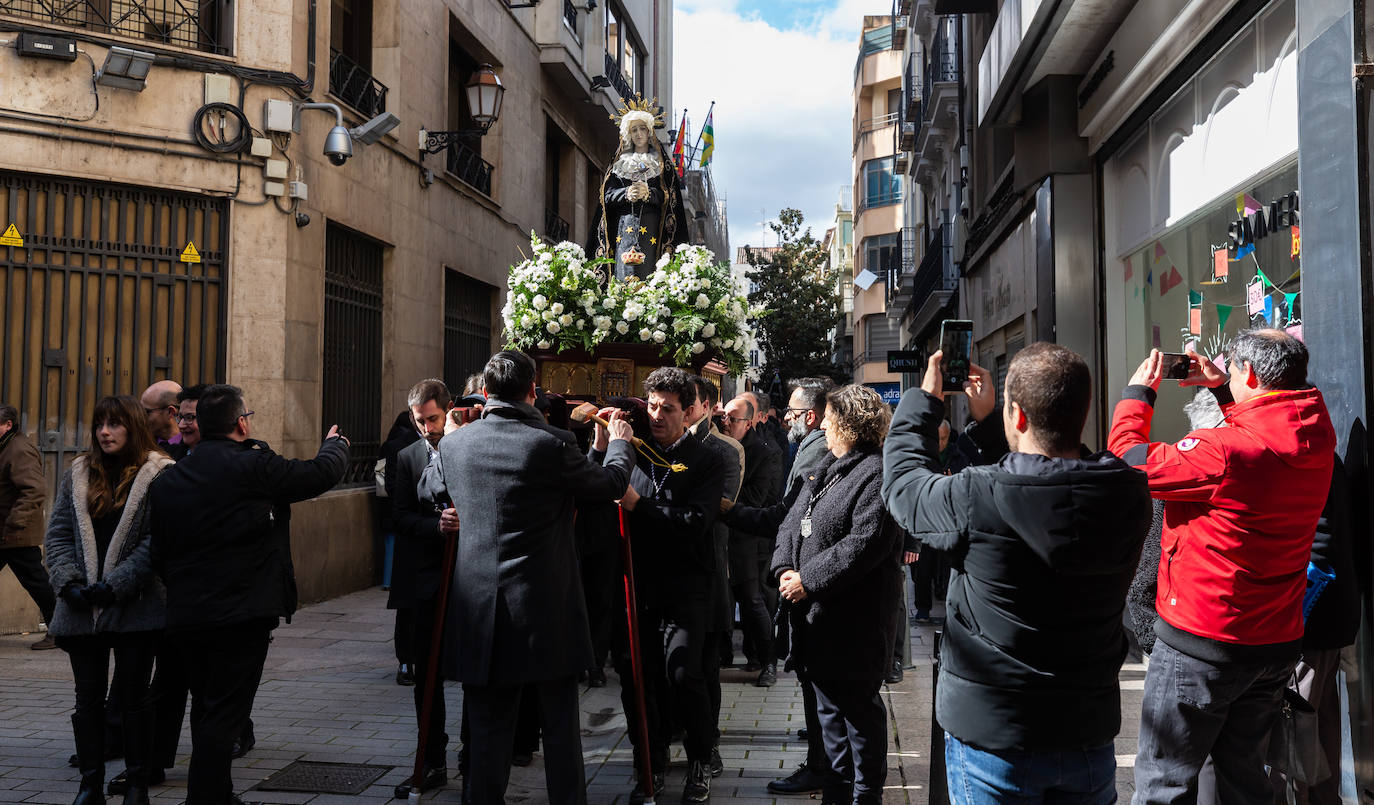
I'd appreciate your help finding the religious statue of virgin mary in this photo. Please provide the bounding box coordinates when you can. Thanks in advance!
[588,97,687,281]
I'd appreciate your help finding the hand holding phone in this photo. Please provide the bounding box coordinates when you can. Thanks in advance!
[939,320,974,387]
[1159,352,1194,380]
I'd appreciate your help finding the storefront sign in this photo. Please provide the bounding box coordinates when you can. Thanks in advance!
[1227,192,1299,256]
[887,350,923,373]
[866,382,903,406]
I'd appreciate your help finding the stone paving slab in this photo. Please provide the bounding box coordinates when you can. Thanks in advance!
[0,588,1146,804]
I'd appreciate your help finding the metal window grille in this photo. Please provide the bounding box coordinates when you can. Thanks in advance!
[562,0,579,36]
[0,170,227,489]
[443,271,493,394]
[323,222,383,486]
[544,208,570,243]
[0,0,232,54]
[329,47,388,118]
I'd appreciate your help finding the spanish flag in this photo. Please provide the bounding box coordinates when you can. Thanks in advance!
[699,109,715,167]
[673,111,687,177]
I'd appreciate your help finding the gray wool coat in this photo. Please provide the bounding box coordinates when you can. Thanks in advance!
[45,452,176,637]
[439,399,636,686]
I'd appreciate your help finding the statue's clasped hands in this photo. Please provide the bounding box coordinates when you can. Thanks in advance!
[627,180,650,202]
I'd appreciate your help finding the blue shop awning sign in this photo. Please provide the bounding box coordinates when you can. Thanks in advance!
[866,382,902,405]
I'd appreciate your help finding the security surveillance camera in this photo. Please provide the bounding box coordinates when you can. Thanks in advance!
[323,125,352,165]
[351,112,401,145]
[295,212,311,228]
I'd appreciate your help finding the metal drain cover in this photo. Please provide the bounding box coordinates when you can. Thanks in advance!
[253,760,392,795]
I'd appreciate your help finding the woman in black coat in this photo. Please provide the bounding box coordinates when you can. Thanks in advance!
[772,384,902,805]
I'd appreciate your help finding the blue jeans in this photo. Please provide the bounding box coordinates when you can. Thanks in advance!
[946,732,1117,805]
[1132,639,1293,805]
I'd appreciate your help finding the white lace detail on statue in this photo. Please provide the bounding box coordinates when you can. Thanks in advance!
[610,151,662,182]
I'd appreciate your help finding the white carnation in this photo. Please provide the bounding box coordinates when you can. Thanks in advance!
[547,321,561,334]
[532,295,549,311]
[576,319,586,330]
[550,302,564,315]
[653,330,666,343]
[695,294,710,309]
[639,328,653,340]
[691,342,706,354]
[560,314,573,326]
[701,323,716,338]
[537,340,551,349]
[616,321,630,334]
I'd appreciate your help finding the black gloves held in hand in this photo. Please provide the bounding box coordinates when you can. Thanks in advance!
[83,582,115,607]
[59,580,116,610]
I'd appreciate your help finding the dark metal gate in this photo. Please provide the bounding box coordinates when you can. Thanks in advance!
[443,270,493,392]
[0,170,227,489]
[322,222,383,485]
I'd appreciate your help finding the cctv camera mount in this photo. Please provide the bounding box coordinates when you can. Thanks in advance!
[292,103,399,166]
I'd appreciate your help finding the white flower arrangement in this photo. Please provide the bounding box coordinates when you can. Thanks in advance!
[504,234,754,373]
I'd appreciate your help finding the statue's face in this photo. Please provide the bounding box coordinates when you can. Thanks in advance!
[629,122,651,152]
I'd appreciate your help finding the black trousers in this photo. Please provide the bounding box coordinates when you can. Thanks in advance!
[462,676,585,805]
[912,552,946,613]
[174,620,273,805]
[149,641,254,770]
[0,546,56,623]
[704,630,724,743]
[59,631,158,787]
[729,535,774,668]
[394,606,416,665]
[409,596,448,769]
[798,669,836,776]
[811,677,887,804]
[580,547,621,669]
[616,594,715,770]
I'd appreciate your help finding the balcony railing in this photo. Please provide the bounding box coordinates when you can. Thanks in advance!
[922,18,960,122]
[858,112,899,135]
[545,208,570,243]
[886,226,918,305]
[602,51,635,101]
[860,188,902,210]
[563,0,579,33]
[330,48,388,118]
[446,140,493,196]
[911,223,957,309]
[0,0,232,53]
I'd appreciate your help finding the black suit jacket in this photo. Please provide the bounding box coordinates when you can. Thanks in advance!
[387,438,446,610]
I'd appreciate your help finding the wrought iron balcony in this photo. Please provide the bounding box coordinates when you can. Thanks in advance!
[910,224,957,312]
[921,20,959,123]
[563,0,579,34]
[887,226,919,306]
[0,0,231,54]
[445,139,494,196]
[545,208,570,243]
[600,51,635,101]
[330,48,388,118]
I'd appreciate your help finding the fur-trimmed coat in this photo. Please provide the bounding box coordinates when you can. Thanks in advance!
[44,452,175,637]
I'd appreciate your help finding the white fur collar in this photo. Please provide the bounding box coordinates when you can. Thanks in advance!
[71,452,175,587]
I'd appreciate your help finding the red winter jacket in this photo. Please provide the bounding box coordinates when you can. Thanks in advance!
[1109,385,1336,648]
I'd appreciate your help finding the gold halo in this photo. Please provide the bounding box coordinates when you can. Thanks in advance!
[610,95,666,129]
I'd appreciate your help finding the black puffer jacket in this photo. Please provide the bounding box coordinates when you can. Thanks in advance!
[771,447,902,682]
[883,390,1152,752]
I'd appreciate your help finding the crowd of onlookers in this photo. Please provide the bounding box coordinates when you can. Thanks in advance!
[0,325,1359,805]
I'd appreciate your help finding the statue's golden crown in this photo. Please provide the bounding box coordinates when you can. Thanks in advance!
[610,96,665,129]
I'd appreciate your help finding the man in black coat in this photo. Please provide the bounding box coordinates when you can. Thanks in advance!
[722,394,783,685]
[387,379,462,797]
[439,350,636,805]
[150,384,349,805]
[599,367,724,804]
[882,344,1152,803]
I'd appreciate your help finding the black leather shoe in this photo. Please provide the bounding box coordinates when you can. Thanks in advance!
[709,746,724,777]
[683,760,711,802]
[396,664,415,686]
[886,660,904,684]
[108,769,165,795]
[393,766,447,799]
[120,785,150,805]
[767,764,830,795]
[756,663,777,687]
[796,727,808,741]
[628,772,665,805]
[587,667,607,688]
[742,660,761,672]
[230,727,255,760]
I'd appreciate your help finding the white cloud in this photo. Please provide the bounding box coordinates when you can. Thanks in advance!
[673,1,876,258]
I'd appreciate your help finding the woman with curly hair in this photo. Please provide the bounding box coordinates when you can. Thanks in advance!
[45,395,174,805]
[772,384,903,805]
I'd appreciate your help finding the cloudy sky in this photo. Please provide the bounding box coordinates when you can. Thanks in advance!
[672,0,875,261]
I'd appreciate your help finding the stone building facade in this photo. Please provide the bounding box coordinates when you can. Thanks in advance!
[0,0,675,632]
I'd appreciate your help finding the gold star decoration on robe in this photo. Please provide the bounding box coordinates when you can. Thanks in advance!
[639,226,648,233]
[616,235,622,243]
[626,226,636,233]
[650,237,657,244]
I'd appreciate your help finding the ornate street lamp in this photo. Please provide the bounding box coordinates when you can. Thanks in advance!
[419,64,505,154]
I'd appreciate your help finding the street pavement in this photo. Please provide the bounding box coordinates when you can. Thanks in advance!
[0,587,1144,804]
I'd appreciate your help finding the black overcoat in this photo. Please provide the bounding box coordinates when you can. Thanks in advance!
[770,447,901,682]
[439,399,635,685]
[387,438,446,610]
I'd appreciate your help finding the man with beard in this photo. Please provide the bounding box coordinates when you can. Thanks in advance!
[389,379,462,797]
[603,368,725,804]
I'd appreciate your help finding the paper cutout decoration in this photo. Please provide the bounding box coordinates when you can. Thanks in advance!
[1236,242,1256,260]
[1262,296,1274,324]
[1291,226,1300,259]
[1216,304,1234,332]
[1159,266,1183,296]
[1247,280,1265,315]
[1154,242,1168,262]
[1146,269,1154,286]
[1188,290,1203,305]
[1236,193,1262,216]
[1190,307,1203,334]
[1284,292,1299,323]
[1255,265,1277,289]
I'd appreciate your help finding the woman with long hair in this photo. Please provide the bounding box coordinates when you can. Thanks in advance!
[45,395,174,805]
[587,100,687,280]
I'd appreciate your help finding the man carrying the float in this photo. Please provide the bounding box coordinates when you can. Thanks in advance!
[592,367,724,804]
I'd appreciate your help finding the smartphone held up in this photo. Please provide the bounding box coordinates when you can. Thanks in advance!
[939,320,974,388]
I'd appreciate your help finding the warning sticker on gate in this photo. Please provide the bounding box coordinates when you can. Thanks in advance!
[0,224,23,247]
[180,242,201,263]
